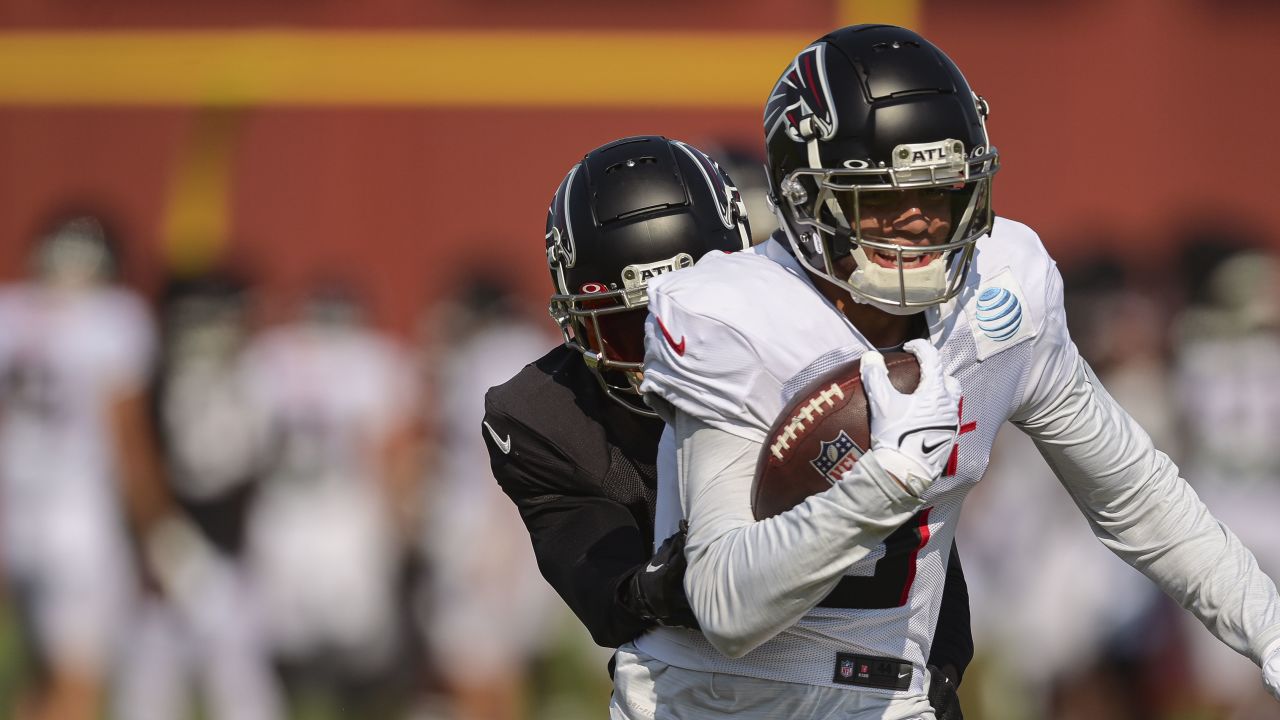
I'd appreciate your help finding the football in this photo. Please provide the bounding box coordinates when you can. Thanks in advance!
[752,352,920,520]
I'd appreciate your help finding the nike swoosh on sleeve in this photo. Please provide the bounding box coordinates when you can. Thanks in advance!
[483,421,512,454]
[656,316,686,356]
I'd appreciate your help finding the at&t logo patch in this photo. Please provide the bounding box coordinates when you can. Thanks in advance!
[975,286,1022,341]
[967,267,1036,361]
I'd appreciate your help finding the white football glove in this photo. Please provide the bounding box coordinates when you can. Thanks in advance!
[860,339,962,498]
[1265,639,1280,701]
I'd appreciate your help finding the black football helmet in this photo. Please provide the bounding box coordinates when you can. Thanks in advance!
[546,135,752,414]
[764,25,999,314]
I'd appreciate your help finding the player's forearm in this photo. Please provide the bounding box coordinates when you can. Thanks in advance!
[677,413,922,657]
[1022,358,1280,664]
[518,495,655,647]
[110,388,173,533]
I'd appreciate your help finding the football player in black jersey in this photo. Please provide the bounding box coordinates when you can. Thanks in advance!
[481,135,969,717]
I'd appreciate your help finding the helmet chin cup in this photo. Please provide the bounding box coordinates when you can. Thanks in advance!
[844,291,922,316]
[846,246,948,313]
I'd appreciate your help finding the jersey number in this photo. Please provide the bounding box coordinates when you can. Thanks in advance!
[817,508,931,609]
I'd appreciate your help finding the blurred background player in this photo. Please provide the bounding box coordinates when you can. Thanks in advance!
[959,263,1180,719]
[115,270,286,720]
[1172,251,1280,716]
[240,283,420,718]
[0,214,157,720]
[417,272,565,720]
[481,135,972,719]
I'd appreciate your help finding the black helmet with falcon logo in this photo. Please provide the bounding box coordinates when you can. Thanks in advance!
[545,135,752,415]
[765,25,999,315]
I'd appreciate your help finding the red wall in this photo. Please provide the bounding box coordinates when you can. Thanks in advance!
[2,0,1278,333]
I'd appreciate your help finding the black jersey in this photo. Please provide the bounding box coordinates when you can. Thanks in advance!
[483,344,973,676]
[150,361,259,557]
[483,344,664,646]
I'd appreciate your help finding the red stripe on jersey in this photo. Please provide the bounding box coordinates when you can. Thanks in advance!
[945,397,978,477]
[899,507,932,607]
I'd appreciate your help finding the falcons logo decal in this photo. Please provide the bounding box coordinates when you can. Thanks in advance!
[764,43,838,143]
[546,164,579,271]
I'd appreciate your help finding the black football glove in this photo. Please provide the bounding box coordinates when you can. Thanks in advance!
[928,664,964,720]
[622,521,700,630]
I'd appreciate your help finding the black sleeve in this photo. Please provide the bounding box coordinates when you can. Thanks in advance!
[482,407,653,648]
[926,540,974,683]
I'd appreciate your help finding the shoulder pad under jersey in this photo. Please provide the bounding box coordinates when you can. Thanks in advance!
[641,249,854,442]
[960,217,1063,361]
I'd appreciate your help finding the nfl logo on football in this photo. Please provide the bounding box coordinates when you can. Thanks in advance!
[809,430,863,484]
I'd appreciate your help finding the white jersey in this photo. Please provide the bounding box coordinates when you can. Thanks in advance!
[633,219,1280,702]
[240,323,416,662]
[0,282,154,671]
[0,283,154,571]
[423,318,567,683]
[240,324,417,484]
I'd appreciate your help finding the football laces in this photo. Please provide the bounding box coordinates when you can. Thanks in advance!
[770,382,845,461]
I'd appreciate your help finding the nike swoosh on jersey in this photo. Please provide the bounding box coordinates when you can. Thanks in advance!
[656,316,686,356]
[484,421,512,454]
[645,561,665,573]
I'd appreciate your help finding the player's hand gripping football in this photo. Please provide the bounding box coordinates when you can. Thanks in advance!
[860,339,962,498]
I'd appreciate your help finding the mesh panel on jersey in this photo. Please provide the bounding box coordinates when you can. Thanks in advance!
[602,444,659,547]
[783,347,865,402]
[943,323,1035,425]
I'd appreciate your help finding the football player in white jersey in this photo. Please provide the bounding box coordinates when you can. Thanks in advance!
[495,136,969,720]
[613,24,1280,719]
[240,286,420,713]
[0,215,159,720]
[115,271,286,720]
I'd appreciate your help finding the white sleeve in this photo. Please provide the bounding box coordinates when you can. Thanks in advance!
[1014,267,1280,665]
[641,296,778,443]
[674,408,924,658]
[101,291,157,394]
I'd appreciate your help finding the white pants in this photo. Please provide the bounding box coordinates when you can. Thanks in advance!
[610,645,936,720]
[115,561,284,720]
